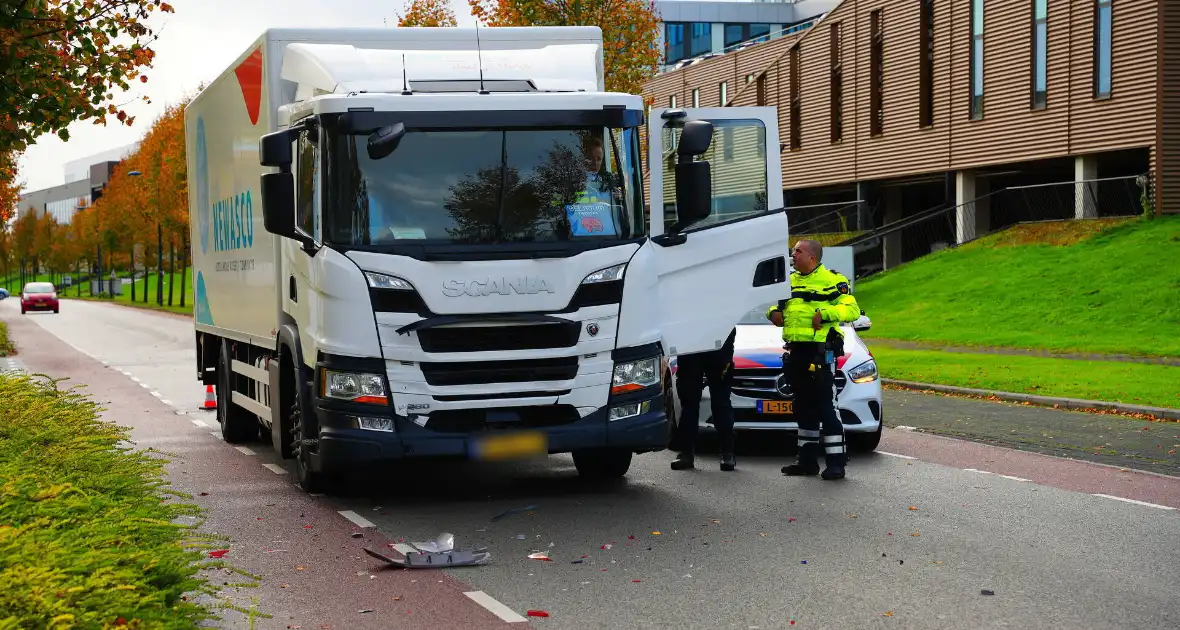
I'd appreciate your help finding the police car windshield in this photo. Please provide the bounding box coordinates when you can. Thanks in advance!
[325,127,645,246]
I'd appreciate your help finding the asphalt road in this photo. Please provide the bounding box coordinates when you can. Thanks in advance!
[5,298,1180,630]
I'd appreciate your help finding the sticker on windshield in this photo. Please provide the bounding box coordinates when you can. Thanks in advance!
[388,227,427,240]
[565,203,617,237]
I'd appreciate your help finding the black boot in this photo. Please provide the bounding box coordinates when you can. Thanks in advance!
[720,452,736,471]
[821,453,846,480]
[782,443,820,476]
[671,452,695,470]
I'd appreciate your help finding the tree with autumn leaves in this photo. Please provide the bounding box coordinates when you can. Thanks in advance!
[397,0,458,27]
[1,0,175,225]
[467,0,662,95]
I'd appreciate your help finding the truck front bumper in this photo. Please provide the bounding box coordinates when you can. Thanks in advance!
[313,390,669,467]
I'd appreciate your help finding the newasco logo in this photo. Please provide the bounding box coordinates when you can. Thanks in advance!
[212,190,255,252]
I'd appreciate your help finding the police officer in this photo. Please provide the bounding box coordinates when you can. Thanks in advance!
[766,239,861,480]
[670,327,738,472]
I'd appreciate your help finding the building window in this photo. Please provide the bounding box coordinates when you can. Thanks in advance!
[724,24,745,48]
[830,23,843,143]
[719,81,728,105]
[756,75,766,106]
[1032,0,1048,109]
[970,0,984,119]
[869,9,884,137]
[669,94,677,108]
[1095,0,1112,98]
[919,0,934,127]
[690,22,712,57]
[664,23,685,63]
[789,45,801,150]
[692,88,700,107]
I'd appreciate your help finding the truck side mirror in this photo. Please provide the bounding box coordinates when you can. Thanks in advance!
[261,172,299,239]
[672,120,714,229]
[260,129,293,168]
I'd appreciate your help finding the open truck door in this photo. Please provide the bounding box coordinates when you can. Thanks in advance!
[647,107,789,357]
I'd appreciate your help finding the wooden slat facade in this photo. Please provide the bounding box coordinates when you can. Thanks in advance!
[642,0,1174,214]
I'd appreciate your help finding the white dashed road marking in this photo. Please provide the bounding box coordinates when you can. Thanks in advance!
[234,446,256,456]
[150,391,162,398]
[262,463,288,475]
[878,451,917,460]
[464,591,527,623]
[338,510,375,528]
[192,419,209,428]
[161,399,172,406]
[209,431,221,438]
[1092,494,1176,511]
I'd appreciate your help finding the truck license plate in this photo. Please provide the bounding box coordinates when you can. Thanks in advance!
[472,431,547,461]
[757,400,794,415]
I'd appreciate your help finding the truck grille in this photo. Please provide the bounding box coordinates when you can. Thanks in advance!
[420,356,579,386]
[418,322,580,353]
[422,405,582,433]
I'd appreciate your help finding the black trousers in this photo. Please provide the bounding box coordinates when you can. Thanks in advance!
[675,329,737,454]
[785,341,846,467]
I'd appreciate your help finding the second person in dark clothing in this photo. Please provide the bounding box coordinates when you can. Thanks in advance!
[670,327,738,472]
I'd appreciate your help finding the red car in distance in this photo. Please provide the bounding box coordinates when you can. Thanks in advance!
[21,282,60,314]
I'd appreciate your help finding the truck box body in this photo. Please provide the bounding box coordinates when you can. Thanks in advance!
[185,26,789,491]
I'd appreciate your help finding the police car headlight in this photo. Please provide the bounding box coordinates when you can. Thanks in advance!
[322,369,389,404]
[848,360,878,384]
[611,357,660,395]
[582,263,626,284]
[364,271,414,291]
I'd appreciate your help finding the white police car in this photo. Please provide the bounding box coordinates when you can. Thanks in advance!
[668,303,883,452]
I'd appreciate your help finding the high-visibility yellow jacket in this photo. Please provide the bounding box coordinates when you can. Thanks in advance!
[766,264,861,343]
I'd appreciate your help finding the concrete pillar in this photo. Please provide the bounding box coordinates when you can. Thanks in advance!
[856,181,870,232]
[883,186,904,270]
[711,23,724,53]
[1075,154,1098,219]
[955,170,978,244]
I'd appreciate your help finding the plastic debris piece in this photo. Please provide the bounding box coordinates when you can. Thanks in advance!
[491,505,539,522]
[516,534,527,540]
[601,544,613,550]
[788,517,797,523]
[296,566,306,571]
[526,610,550,618]
[911,533,920,537]
[883,611,894,617]
[358,610,373,614]
[847,514,858,518]
[571,559,584,564]
[909,506,919,511]
[800,560,807,565]
[304,525,314,529]
[528,552,552,561]
[628,535,636,540]
[410,533,455,554]
[651,531,661,535]
[364,544,490,569]
[392,596,404,601]
[207,549,229,558]
[632,579,641,583]
[351,533,364,539]
[981,589,995,596]
[199,492,209,496]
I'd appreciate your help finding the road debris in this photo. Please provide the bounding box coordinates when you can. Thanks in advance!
[528,552,552,561]
[350,532,364,539]
[364,533,490,569]
[981,589,995,596]
[491,505,539,521]
[526,610,550,618]
[207,549,229,558]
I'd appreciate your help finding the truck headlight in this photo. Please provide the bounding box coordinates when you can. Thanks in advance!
[582,263,626,284]
[611,356,660,395]
[364,271,414,291]
[321,369,389,404]
[847,360,878,384]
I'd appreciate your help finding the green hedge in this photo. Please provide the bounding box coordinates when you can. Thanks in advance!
[0,372,223,628]
[0,322,12,357]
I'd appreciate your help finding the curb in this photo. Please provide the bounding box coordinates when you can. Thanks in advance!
[882,378,1180,421]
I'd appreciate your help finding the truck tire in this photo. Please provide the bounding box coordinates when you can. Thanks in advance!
[572,448,632,480]
[218,342,259,443]
[290,360,330,494]
[848,423,883,453]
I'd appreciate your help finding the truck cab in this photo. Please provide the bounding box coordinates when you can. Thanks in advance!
[186,27,787,493]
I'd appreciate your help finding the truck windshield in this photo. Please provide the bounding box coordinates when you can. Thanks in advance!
[325,127,645,246]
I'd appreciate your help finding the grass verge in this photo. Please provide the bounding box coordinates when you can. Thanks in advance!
[873,346,1180,410]
[0,322,12,357]
[0,372,231,627]
[855,215,1180,358]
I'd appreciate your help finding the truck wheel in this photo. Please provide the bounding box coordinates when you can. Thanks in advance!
[218,342,259,443]
[290,361,329,494]
[573,448,632,480]
[848,423,883,453]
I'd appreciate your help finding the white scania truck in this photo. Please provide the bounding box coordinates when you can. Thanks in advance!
[186,26,787,492]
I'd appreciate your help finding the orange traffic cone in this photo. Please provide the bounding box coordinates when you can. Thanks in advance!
[202,384,217,410]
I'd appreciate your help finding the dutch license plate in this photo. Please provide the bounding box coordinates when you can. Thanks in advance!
[473,431,548,461]
[757,400,794,415]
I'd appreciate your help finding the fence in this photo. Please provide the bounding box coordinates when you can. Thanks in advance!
[787,199,870,246]
[839,174,1149,279]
